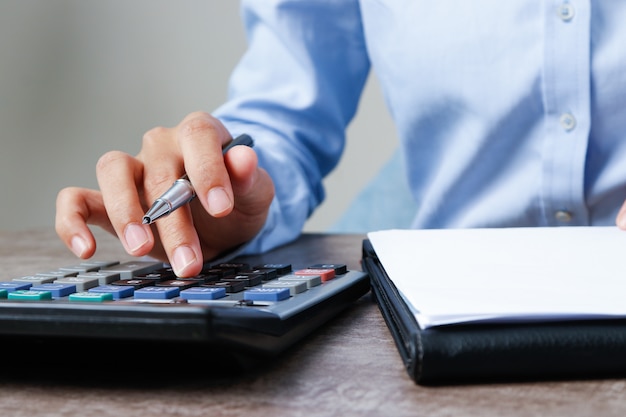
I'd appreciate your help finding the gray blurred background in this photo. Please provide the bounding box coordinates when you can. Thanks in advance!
[0,1,395,233]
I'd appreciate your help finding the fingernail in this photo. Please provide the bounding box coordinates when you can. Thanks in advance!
[207,187,232,216]
[172,245,197,276]
[70,235,89,258]
[124,223,150,253]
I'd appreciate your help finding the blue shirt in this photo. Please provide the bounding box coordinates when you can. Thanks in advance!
[213,0,626,254]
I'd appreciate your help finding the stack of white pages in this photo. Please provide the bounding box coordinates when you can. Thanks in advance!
[367,226,626,329]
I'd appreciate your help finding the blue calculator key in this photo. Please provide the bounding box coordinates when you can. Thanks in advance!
[0,282,32,292]
[244,287,290,302]
[133,286,180,300]
[180,287,227,300]
[89,285,134,300]
[69,292,114,302]
[30,283,77,297]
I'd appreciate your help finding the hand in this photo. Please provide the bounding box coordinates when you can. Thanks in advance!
[55,111,275,277]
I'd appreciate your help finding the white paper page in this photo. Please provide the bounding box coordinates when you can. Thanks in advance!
[367,226,626,329]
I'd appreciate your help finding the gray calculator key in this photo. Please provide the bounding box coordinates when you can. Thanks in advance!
[76,271,122,285]
[12,275,57,285]
[100,261,164,279]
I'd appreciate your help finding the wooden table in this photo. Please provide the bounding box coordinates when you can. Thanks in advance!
[1,229,626,417]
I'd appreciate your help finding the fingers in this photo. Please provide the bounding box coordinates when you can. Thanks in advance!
[56,111,268,278]
[96,150,155,257]
[189,144,275,260]
[136,112,230,276]
[55,187,114,259]
[225,145,274,215]
[176,112,235,218]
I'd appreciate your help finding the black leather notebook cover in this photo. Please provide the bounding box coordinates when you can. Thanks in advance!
[361,238,626,385]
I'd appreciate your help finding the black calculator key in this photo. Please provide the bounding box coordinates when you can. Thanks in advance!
[240,268,278,281]
[111,278,155,289]
[156,280,199,290]
[224,274,263,287]
[134,268,177,281]
[254,263,292,275]
[308,263,347,275]
[203,280,246,293]
[214,262,250,273]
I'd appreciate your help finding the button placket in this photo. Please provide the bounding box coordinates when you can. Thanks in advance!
[540,1,591,226]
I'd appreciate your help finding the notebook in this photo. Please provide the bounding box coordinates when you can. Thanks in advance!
[361,226,626,385]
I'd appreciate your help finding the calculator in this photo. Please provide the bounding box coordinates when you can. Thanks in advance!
[0,255,370,361]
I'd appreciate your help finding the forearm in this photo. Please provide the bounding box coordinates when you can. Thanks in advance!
[213,0,371,252]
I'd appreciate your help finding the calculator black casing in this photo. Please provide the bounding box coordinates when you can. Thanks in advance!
[0,271,368,356]
[0,234,370,361]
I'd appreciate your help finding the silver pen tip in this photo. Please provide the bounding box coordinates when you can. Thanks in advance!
[142,216,151,225]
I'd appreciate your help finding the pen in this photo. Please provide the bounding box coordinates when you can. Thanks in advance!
[141,133,254,225]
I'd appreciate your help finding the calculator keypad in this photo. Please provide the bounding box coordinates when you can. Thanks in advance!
[0,260,347,306]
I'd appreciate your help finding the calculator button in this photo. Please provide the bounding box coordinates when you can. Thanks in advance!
[224,274,263,287]
[203,281,246,293]
[175,274,219,284]
[308,263,347,275]
[239,268,277,281]
[34,270,79,279]
[12,275,57,285]
[134,268,177,281]
[69,292,113,302]
[156,280,199,290]
[89,285,134,300]
[0,282,32,292]
[214,262,250,272]
[255,263,292,275]
[0,289,7,298]
[76,271,121,285]
[202,267,233,277]
[263,280,307,295]
[100,261,164,279]
[179,287,227,300]
[278,274,321,288]
[133,286,180,300]
[30,283,76,297]
[294,268,335,282]
[111,279,155,289]
[8,290,53,301]
[77,260,120,268]
[54,276,100,292]
[59,264,101,274]
[244,287,290,302]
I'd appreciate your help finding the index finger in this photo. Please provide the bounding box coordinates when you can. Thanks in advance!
[96,150,155,257]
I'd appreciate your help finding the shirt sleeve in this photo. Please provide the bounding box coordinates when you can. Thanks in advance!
[212,0,371,254]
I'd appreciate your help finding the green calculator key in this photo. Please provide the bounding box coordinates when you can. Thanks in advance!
[8,290,52,301]
[69,292,113,302]
[0,289,6,299]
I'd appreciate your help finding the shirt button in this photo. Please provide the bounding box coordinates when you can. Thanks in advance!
[555,210,573,222]
[557,3,575,21]
[559,112,577,131]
